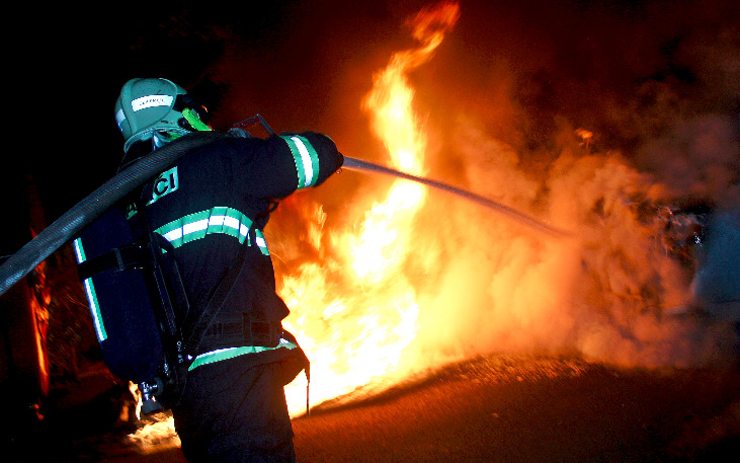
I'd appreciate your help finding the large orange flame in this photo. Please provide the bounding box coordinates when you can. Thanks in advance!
[282,2,460,415]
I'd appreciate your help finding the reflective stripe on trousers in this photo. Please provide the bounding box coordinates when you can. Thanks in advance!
[188,337,298,371]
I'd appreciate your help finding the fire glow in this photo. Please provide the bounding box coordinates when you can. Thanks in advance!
[127,3,463,447]
[127,0,737,449]
[276,0,733,415]
[281,1,460,415]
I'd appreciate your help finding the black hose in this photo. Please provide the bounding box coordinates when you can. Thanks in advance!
[1,143,567,297]
[342,156,571,238]
[0,132,223,296]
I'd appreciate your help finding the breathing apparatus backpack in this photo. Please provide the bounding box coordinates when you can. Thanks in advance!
[69,117,282,415]
[72,202,188,414]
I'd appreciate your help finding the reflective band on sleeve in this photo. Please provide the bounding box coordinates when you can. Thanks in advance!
[154,206,254,248]
[188,338,298,371]
[255,229,270,256]
[72,238,107,342]
[281,135,320,189]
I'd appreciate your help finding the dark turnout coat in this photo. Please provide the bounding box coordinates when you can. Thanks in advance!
[134,130,344,462]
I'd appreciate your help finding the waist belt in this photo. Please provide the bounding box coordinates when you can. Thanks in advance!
[188,337,298,371]
[201,312,282,348]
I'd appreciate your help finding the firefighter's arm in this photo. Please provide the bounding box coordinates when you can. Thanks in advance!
[247,132,344,199]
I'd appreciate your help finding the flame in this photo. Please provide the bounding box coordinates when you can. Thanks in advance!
[125,0,737,450]
[126,3,461,447]
[126,414,180,453]
[281,1,460,414]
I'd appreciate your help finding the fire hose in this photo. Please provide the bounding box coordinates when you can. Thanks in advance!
[0,132,568,298]
[341,156,570,238]
[0,132,224,297]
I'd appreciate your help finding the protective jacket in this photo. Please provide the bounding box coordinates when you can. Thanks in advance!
[128,131,344,370]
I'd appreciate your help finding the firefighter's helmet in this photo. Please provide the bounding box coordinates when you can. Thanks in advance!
[114,78,210,153]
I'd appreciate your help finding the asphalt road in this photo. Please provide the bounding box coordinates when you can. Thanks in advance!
[8,355,740,462]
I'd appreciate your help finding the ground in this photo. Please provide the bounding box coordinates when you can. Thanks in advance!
[4,354,739,462]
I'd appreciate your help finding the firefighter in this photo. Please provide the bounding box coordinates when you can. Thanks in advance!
[113,77,344,462]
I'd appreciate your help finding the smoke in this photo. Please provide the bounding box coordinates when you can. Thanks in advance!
[424,122,731,368]
[399,0,740,368]
[206,0,738,375]
[638,114,739,206]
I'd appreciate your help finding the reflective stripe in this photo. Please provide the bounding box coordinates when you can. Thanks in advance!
[188,338,298,371]
[72,237,87,263]
[83,279,106,342]
[255,229,270,256]
[115,108,126,129]
[72,238,107,342]
[131,94,174,112]
[281,135,320,189]
[154,206,256,249]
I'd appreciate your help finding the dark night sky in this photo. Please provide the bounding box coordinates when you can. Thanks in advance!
[7,1,418,220]
[4,0,738,241]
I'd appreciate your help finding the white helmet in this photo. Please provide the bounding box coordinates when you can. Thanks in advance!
[114,78,210,153]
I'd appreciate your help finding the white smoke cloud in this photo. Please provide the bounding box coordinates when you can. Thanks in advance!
[399,112,737,369]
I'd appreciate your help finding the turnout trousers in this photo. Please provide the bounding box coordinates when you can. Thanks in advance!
[172,351,301,463]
